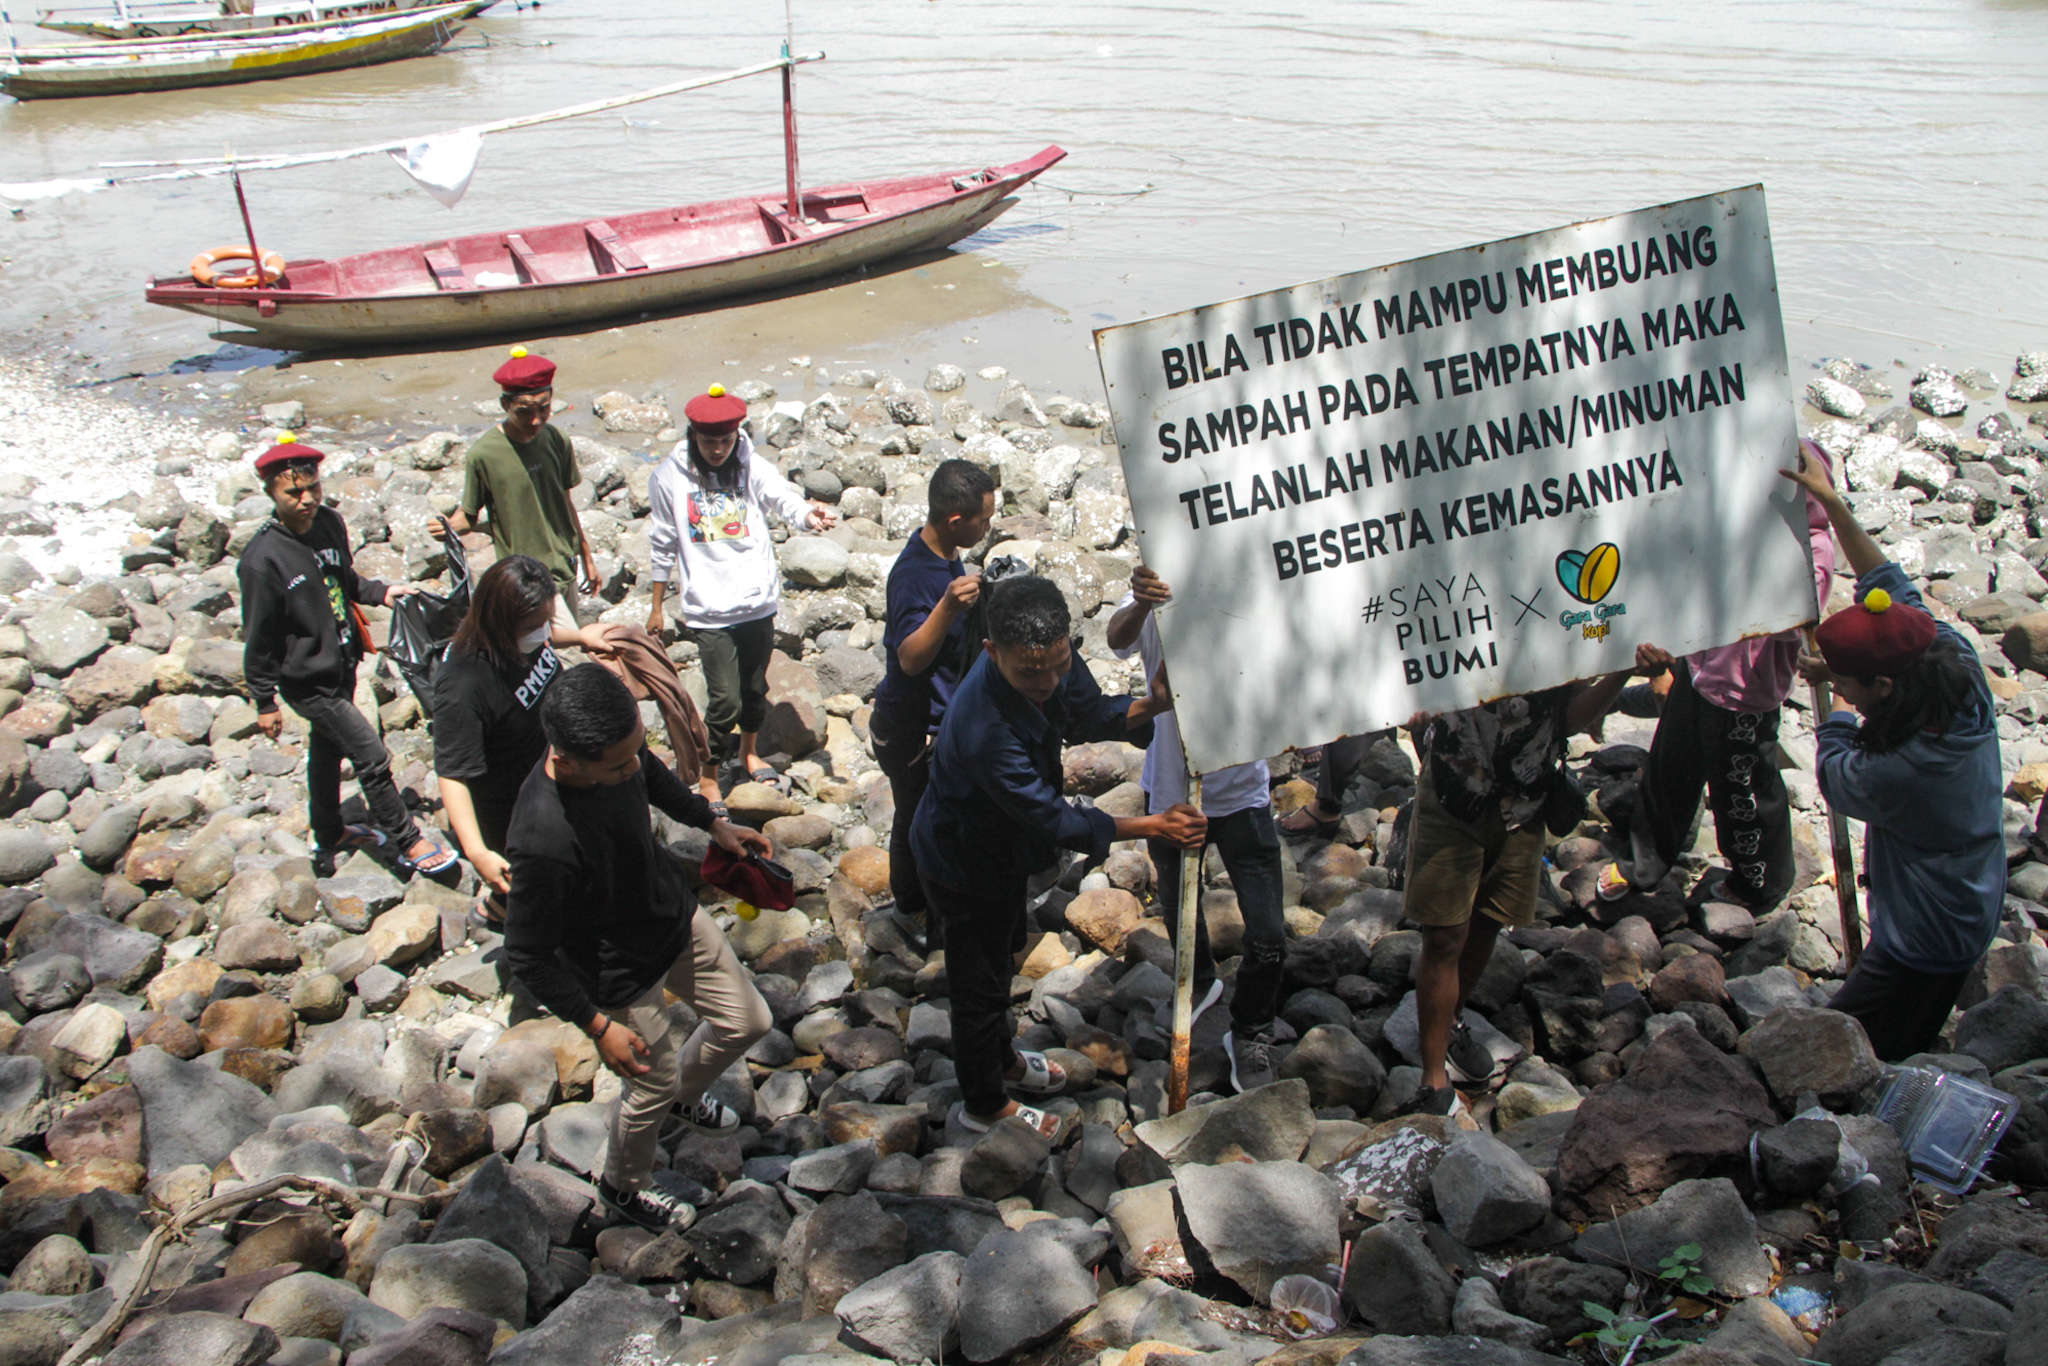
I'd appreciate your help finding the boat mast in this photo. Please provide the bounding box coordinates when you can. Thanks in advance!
[781,0,802,228]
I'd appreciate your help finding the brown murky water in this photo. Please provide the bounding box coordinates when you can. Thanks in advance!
[3,0,2046,424]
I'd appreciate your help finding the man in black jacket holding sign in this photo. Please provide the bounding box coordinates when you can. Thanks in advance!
[237,436,455,879]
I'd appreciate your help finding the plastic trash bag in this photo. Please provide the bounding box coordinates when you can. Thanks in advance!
[1270,1273,1341,1338]
[1769,1284,1830,1332]
[385,531,472,720]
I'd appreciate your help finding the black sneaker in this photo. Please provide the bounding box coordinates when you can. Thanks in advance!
[1225,1026,1280,1094]
[676,1094,740,1134]
[1447,1021,1495,1084]
[599,1178,696,1230]
[1414,1085,1470,1120]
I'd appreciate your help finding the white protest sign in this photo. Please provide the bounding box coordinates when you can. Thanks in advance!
[1095,186,1816,775]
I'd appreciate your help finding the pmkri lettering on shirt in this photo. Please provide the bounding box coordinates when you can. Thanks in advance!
[285,574,308,591]
[315,548,343,568]
[514,646,561,711]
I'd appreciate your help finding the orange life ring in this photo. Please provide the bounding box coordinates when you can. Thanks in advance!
[190,246,286,289]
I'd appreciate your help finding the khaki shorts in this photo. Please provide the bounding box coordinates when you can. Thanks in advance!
[1403,770,1545,929]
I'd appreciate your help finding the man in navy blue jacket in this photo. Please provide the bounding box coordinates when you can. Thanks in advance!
[912,574,1205,1135]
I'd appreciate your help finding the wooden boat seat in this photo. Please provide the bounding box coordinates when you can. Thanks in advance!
[423,245,474,292]
[504,233,555,285]
[585,221,648,274]
[757,203,815,243]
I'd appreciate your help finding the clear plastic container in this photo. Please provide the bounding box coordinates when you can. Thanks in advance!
[1869,1066,2018,1195]
[1270,1274,1341,1337]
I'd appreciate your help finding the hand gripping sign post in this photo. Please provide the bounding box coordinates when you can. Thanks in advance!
[1095,187,1821,1111]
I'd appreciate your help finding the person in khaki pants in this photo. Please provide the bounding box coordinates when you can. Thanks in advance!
[502,663,772,1228]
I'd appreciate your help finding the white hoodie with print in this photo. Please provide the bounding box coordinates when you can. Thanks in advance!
[646,431,815,629]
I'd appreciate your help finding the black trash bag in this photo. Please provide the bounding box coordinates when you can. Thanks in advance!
[386,532,472,719]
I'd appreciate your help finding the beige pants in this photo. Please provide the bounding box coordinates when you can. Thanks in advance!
[551,581,584,637]
[604,909,771,1192]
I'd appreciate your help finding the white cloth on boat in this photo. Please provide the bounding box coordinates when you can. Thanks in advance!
[388,131,482,208]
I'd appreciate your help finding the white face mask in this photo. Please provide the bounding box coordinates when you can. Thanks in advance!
[517,624,552,655]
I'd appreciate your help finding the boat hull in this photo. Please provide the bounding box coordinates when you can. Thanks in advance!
[145,148,1065,348]
[36,0,484,40]
[0,7,462,97]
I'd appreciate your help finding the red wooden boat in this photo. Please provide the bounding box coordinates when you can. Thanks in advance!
[143,145,1064,347]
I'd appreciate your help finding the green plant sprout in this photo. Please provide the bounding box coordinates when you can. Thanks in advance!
[1656,1243,1715,1297]
[1575,1302,1685,1358]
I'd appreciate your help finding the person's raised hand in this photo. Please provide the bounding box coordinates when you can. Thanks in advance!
[1796,648,1833,687]
[1132,564,1172,608]
[1633,642,1674,677]
[1155,803,1207,849]
[1148,661,1175,713]
[1780,438,1838,504]
[256,710,283,741]
[712,818,773,859]
[1404,710,1435,733]
[940,572,982,615]
[595,1021,652,1077]
[473,848,511,896]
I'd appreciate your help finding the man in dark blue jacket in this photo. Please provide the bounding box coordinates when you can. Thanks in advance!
[912,574,1205,1135]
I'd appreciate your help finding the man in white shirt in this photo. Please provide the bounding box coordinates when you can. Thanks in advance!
[1107,565,1288,1093]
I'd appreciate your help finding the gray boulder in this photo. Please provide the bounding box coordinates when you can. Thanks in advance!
[1815,1282,2012,1366]
[370,1238,527,1328]
[1954,985,2048,1073]
[100,1312,279,1366]
[0,1056,52,1146]
[1174,1160,1341,1303]
[1430,1130,1554,1247]
[127,1045,278,1178]
[42,913,163,993]
[0,829,55,884]
[9,949,90,1012]
[955,1228,1098,1362]
[489,1275,682,1365]
[835,1250,965,1363]
[1133,1077,1315,1165]
[427,1156,552,1313]
[1342,1219,1458,1335]
[781,536,850,589]
[77,805,141,871]
[1575,1178,1772,1298]
[25,607,109,674]
[343,1307,497,1366]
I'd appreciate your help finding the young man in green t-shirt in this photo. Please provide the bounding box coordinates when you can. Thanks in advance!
[431,347,599,633]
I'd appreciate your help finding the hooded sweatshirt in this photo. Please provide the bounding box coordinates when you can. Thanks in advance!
[1815,561,2005,973]
[238,507,388,713]
[646,431,814,629]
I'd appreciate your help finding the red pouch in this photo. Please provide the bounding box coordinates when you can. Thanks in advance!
[699,845,796,912]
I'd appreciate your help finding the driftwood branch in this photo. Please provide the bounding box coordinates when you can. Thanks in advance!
[56,1171,452,1366]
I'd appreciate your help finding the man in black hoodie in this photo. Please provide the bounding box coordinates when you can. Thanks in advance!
[504,663,774,1229]
[238,436,456,877]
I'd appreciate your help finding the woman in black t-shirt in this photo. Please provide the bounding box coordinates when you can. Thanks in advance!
[433,554,584,925]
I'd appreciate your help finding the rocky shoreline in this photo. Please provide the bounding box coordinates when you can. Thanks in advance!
[0,345,2046,1366]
